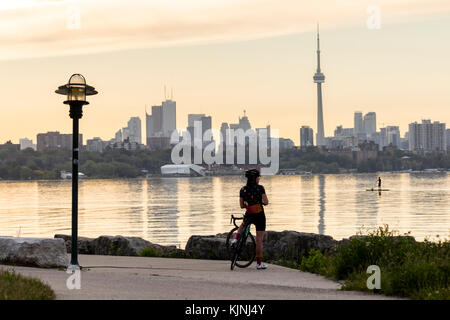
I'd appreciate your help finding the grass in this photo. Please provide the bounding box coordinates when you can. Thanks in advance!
[138,247,187,259]
[0,269,55,300]
[298,225,449,300]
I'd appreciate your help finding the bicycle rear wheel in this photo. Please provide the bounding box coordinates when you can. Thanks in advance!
[226,226,256,269]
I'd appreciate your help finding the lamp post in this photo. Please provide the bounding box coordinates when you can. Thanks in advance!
[56,74,97,269]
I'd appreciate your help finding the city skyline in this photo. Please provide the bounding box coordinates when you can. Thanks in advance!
[8,109,448,153]
[1,2,450,145]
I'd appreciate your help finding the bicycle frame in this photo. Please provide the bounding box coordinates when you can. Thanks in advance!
[228,214,256,269]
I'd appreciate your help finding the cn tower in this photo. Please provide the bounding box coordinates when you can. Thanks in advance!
[313,24,325,146]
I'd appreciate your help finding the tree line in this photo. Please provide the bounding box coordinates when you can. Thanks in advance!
[0,145,449,180]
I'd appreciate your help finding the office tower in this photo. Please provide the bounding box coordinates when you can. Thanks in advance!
[387,126,400,148]
[151,105,163,135]
[146,112,153,143]
[36,132,82,151]
[201,116,212,136]
[279,138,295,150]
[162,99,176,138]
[354,112,363,135]
[186,114,205,147]
[313,25,326,146]
[446,129,450,149]
[188,114,205,127]
[115,129,123,143]
[220,122,229,148]
[86,137,106,152]
[409,120,446,153]
[300,126,314,147]
[127,117,141,144]
[363,112,377,135]
[19,138,36,151]
[238,111,251,131]
[122,127,130,142]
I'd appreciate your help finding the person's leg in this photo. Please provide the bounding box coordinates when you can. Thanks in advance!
[234,222,244,240]
[256,231,265,264]
[255,213,266,266]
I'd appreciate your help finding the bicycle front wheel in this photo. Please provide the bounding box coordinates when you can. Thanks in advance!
[226,227,256,268]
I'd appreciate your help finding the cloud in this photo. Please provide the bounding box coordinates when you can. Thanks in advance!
[1,0,449,60]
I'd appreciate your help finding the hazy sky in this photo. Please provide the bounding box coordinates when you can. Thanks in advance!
[1,0,450,145]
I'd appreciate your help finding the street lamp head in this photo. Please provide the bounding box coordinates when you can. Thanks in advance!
[55,73,98,105]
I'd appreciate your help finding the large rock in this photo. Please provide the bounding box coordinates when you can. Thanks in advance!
[185,234,229,260]
[184,230,337,263]
[92,235,176,256]
[262,231,336,263]
[54,234,95,254]
[55,234,178,256]
[0,237,68,268]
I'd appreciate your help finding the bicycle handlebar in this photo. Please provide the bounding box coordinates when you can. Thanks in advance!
[230,214,244,227]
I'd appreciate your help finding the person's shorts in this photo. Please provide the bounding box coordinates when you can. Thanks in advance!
[244,212,266,232]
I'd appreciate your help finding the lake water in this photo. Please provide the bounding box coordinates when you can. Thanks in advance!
[0,173,449,248]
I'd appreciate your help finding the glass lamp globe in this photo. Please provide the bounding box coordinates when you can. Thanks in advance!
[67,74,87,102]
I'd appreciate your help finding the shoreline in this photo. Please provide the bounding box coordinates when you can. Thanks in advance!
[0,169,448,182]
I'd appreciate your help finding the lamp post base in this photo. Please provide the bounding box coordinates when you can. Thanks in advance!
[67,264,82,271]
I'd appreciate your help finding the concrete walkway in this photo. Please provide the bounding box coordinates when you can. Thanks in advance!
[1,255,398,300]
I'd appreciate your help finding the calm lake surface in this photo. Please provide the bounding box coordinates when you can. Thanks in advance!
[0,173,449,248]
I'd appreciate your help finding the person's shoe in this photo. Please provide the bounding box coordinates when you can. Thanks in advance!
[256,262,267,270]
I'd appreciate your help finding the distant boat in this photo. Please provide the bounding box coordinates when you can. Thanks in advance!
[60,171,87,179]
[60,171,72,179]
[160,164,205,177]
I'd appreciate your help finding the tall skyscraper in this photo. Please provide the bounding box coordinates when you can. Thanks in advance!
[151,105,163,134]
[188,114,205,127]
[313,25,325,147]
[354,112,363,135]
[162,99,176,138]
[145,112,153,142]
[446,129,450,149]
[409,120,446,153]
[122,127,130,142]
[363,112,377,135]
[115,129,122,143]
[187,114,205,146]
[220,122,229,146]
[127,117,142,144]
[300,126,314,147]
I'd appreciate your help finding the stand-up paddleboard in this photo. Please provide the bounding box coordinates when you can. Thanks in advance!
[366,188,390,192]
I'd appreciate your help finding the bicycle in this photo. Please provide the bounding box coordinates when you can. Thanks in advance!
[226,214,256,270]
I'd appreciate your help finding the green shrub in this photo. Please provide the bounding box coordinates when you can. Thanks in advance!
[138,247,161,257]
[0,269,55,300]
[299,249,329,275]
[138,247,187,259]
[294,225,449,300]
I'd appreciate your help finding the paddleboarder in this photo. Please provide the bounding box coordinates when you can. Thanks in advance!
[377,177,382,188]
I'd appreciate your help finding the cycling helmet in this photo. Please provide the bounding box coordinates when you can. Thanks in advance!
[245,169,260,179]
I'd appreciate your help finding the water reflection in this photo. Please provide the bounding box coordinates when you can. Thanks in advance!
[0,173,449,247]
[318,175,325,235]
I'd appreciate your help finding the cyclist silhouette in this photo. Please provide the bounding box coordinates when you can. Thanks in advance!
[232,169,269,270]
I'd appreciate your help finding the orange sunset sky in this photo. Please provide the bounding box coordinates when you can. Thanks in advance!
[1,0,450,145]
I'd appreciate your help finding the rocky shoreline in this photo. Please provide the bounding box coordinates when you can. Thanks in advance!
[54,231,405,264]
[0,231,415,268]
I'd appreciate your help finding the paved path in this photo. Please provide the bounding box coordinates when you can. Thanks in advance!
[1,255,398,300]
